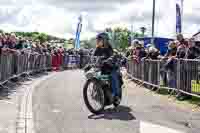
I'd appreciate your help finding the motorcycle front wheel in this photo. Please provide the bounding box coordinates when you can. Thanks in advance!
[83,79,105,114]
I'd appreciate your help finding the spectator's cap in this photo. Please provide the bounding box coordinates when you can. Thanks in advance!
[131,39,139,46]
[146,43,153,48]
[149,47,158,53]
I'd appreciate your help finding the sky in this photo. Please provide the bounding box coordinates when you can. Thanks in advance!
[0,0,199,40]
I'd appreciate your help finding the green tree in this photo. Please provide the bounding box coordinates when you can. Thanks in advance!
[104,27,144,51]
[37,33,48,43]
[111,27,131,51]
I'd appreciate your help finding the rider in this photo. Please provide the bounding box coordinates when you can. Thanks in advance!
[94,32,120,102]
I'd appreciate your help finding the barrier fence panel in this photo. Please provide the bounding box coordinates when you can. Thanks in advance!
[0,52,51,84]
[67,55,80,68]
[179,59,200,95]
[127,58,200,98]
[46,53,52,70]
[0,52,89,85]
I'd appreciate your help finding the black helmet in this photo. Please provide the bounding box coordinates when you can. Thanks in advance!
[96,32,109,40]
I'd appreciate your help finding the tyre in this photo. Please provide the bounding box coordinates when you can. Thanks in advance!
[83,79,105,114]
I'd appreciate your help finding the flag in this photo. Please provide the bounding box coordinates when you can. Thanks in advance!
[176,3,181,33]
[75,15,82,49]
[176,0,183,34]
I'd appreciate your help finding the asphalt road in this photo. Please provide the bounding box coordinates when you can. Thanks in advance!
[32,70,200,133]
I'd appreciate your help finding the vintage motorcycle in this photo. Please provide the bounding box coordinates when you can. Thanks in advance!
[83,55,123,114]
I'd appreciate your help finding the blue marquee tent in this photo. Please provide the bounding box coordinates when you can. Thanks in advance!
[134,37,173,55]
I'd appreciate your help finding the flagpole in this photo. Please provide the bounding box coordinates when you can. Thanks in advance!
[75,15,82,49]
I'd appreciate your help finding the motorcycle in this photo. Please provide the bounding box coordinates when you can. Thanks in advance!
[83,55,123,114]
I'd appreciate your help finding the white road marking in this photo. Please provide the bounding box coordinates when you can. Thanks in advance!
[140,121,185,133]
[52,109,61,113]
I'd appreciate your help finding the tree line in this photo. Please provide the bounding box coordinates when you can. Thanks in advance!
[81,26,147,51]
[0,29,66,43]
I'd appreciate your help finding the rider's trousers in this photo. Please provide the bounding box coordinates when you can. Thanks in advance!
[111,69,120,97]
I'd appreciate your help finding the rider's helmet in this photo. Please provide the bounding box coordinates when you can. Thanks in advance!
[96,32,110,48]
[96,32,110,41]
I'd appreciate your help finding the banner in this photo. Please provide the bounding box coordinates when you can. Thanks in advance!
[176,3,181,34]
[176,0,183,34]
[75,15,82,49]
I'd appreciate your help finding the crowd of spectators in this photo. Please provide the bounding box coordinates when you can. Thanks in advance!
[125,33,200,100]
[0,32,94,72]
[126,34,200,61]
[0,32,89,55]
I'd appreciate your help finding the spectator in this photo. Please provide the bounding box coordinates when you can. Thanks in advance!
[176,34,188,59]
[15,37,24,50]
[34,40,43,54]
[8,33,17,49]
[0,34,4,48]
[24,40,31,49]
[2,33,7,46]
[165,41,177,58]
[0,34,4,54]
[138,44,146,59]
[175,34,192,100]
[163,42,178,89]
[46,43,51,53]
[79,48,84,68]
[52,49,59,71]
[41,42,48,53]
[177,33,188,47]
[186,38,200,59]
[146,44,160,60]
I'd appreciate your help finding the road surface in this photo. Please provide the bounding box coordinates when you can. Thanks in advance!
[32,70,200,133]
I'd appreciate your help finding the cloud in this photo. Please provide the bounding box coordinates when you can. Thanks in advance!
[0,0,199,39]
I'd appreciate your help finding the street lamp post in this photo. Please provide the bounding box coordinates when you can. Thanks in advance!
[151,0,156,45]
[181,0,184,34]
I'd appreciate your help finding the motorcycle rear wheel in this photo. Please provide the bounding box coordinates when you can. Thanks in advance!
[83,79,105,114]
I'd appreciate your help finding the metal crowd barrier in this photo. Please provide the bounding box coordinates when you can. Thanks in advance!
[0,52,91,85]
[62,54,80,68]
[0,52,52,84]
[127,58,200,98]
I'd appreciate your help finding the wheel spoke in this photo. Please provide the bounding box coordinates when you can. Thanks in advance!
[87,81,104,111]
